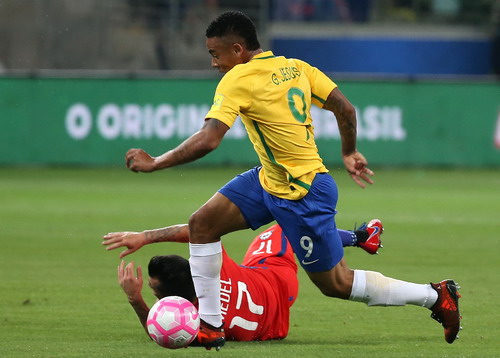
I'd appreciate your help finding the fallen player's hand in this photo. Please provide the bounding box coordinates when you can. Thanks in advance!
[117,260,143,303]
[102,231,146,258]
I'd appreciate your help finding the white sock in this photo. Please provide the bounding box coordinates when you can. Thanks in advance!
[349,270,438,308]
[189,242,223,327]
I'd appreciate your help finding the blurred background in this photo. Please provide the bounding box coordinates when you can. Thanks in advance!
[1,0,499,74]
[0,0,499,167]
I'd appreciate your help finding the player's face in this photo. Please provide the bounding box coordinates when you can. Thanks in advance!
[206,36,244,73]
[148,277,163,299]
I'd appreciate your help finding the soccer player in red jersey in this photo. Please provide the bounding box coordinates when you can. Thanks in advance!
[103,221,382,342]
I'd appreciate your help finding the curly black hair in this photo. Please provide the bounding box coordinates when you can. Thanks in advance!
[148,255,196,302]
[206,11,261,51]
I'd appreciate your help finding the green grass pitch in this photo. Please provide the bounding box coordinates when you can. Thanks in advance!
[0,167,499,358]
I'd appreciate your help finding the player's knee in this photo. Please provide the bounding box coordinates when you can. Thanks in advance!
[188,209,211,244]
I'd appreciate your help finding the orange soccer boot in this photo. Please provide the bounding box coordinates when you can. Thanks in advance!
[430,279,462,344]
[197,320,225,351]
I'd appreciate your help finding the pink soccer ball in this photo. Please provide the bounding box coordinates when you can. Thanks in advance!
[146,296,200,349]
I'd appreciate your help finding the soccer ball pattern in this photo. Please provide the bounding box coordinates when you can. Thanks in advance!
[147,296,200,349]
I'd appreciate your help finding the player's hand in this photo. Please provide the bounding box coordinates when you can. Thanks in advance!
[102,231,146,258]
[125,148,156,173]
[118,260,143,302]
[342,151,374,188]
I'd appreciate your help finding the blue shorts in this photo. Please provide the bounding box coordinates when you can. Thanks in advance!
[218,167,343,272]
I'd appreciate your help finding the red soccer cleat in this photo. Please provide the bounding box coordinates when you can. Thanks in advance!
[197,320,225,351]
[430,279,462,344]
[358,219,383,255]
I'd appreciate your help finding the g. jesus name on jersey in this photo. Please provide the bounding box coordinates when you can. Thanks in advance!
[219,225,298,341]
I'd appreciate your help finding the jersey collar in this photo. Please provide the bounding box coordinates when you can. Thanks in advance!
[251,51,276,61]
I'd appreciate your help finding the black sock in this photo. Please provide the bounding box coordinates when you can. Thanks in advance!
[354,230,369,244]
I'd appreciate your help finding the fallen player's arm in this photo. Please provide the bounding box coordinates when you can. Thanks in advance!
[118,261,150,337]
[102,224,189,258]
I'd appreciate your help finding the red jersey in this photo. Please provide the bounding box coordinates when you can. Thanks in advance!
[219,224,298,341]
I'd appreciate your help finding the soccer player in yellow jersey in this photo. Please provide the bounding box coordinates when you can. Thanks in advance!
[124,11,461,350]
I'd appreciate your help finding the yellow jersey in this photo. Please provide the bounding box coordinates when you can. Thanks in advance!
[206,51,337,200]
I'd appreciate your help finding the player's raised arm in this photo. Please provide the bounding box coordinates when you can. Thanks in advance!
[102,224,190,258]
[323,88,374,188]
[125,118,229,172]
[117,261,150,336]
